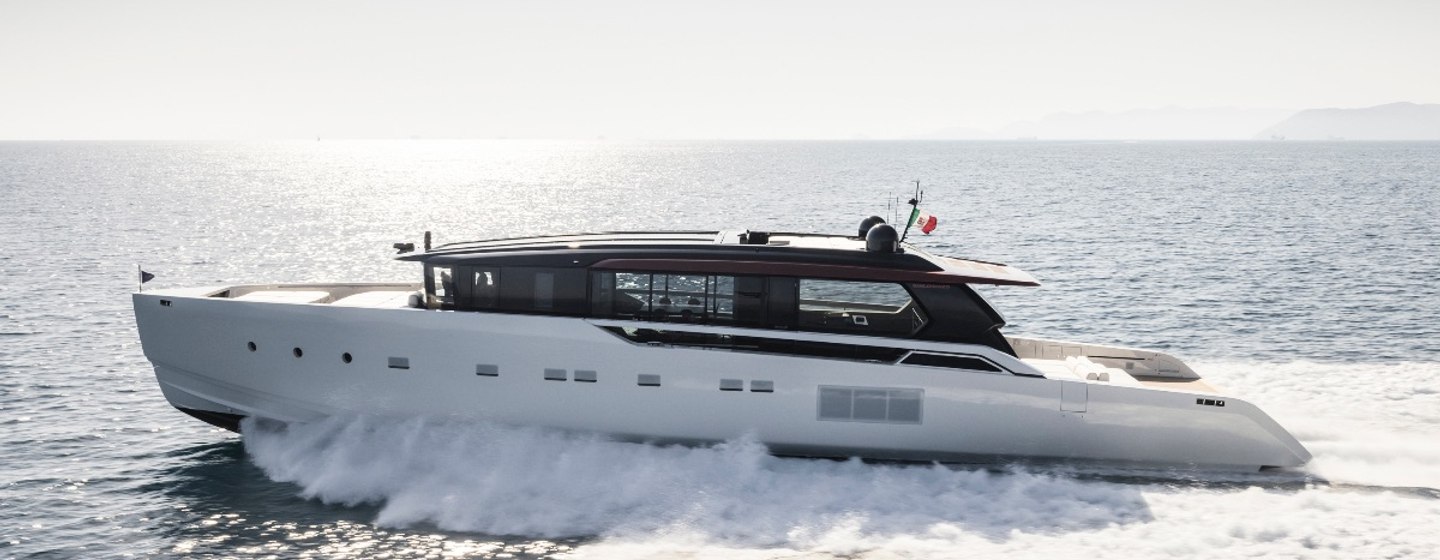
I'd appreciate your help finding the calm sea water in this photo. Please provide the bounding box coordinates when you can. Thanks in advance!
[2,140,1438,559]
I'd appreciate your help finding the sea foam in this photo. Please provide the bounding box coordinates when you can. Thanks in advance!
[243,360,1440,558]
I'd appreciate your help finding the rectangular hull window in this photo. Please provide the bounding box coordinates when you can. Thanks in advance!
[818,386,922,424]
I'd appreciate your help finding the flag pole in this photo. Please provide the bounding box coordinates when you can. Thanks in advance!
[900,180,922,243]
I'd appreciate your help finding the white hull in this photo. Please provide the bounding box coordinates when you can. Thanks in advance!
[134,285,1310,470]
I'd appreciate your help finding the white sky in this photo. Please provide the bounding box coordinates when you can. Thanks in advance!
[1,0,1436,139]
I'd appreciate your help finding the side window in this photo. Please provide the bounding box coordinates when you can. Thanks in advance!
[618,272,654,314]
[796,279,925,337]
[652,274,731,323]
[496,267,586,315]
[426,265,455,309]
[591,271,738,324]
[454,266,499,310]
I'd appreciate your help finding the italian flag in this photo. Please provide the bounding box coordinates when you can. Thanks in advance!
[908,207,938,234]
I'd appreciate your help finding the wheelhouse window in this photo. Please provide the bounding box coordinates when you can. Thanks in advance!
[592,271,738,324]
[797,279,927,337]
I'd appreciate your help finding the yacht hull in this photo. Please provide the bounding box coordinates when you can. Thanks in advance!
[134,288,1310,471]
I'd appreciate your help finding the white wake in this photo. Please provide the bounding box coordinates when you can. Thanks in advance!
[243,360,1440,558]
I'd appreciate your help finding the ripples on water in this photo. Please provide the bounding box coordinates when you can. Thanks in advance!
[1,140,1437,559]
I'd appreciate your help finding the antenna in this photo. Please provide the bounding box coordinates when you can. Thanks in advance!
[899,180,923,243]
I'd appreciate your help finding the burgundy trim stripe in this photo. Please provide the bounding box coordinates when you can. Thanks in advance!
[590,258,1040,286]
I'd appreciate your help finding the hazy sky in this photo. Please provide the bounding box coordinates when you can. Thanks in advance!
[2,0,1436,139]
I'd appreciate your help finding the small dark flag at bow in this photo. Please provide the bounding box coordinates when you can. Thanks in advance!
[138,266,155,292]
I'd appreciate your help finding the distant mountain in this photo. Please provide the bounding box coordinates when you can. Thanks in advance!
[909,126,996,140]
[914,107,1293,140]
[1254,102,1440,140]
[996,107,1295,140]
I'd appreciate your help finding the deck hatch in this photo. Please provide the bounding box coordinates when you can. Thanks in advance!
[818,386,922,424]
[750,380,774,393]
[475,364,499,376]
[575,369,598,383]
[544,368,568,381]
[388,357,410,370]
[637,374,661,387]
[720,379,744,391]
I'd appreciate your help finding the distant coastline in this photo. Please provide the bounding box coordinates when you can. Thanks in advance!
[916,102,1440,142]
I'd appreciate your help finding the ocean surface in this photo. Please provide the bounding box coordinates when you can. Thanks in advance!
[2,140,1438,559]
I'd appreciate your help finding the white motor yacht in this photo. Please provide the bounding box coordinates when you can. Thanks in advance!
[133,219,1311,471]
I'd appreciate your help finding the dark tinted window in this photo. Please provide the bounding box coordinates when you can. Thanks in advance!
[454,266,500,310]
[905,283,1016,355]
[591,271,742,324]
[498,267,586,315]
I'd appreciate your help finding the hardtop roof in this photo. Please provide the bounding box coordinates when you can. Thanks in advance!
[399,230,1039,286]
